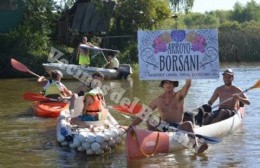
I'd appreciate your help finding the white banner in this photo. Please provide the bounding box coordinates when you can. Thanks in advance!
[138,29,219,80]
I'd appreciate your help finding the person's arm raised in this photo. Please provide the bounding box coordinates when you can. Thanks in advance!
[179,79,192,99]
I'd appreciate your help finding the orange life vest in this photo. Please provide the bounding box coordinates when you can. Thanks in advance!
[84,93,102,113]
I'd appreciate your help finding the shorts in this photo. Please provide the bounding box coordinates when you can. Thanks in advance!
[155,118,180,132]
[78,114,98,121]
[213,109,236,117]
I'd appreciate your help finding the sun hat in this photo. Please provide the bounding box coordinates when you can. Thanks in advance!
[160,80,179,87]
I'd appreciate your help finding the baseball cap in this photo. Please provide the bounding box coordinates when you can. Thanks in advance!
[222,69,234,76]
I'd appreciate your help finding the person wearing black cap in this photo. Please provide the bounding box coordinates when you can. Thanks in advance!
[204,69,250,124]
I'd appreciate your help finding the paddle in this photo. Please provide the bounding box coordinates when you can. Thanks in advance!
[146,119,221,144]
[11,58,41,78]
[212,79,260,109]
[112,104,143,115]
[23,92,71,102]
[23,92,58,102]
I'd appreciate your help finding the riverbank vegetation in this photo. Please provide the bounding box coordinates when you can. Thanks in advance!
[0,0,259,78]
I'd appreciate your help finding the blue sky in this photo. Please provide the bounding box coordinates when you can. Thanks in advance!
[192,0,260,13]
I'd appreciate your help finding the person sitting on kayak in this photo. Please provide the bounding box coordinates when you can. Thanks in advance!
[80,87,105,121]
[70,72,106,127]
[70,72,105,109]
[203,69,250,125]
[128,79,208,154]
[37,70,72,99]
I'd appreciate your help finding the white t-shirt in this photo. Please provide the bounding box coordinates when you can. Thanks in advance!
[111,57,119,68]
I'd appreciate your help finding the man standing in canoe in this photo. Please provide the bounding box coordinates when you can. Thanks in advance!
[129,79,208,154]
[77,36,95,66]
[204,69,250,124]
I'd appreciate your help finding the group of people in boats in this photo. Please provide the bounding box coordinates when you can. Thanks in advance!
[37,68,250,154]
[37,69,106,121]
[129,68,250,154]
[77,36,119,69]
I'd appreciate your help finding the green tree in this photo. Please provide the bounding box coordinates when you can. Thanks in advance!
[107,0,172,65]
[0,0,60,78]
[168,0,194,13]
[231,0,260,23]
[111,0,171,35]
[183,13,218,28]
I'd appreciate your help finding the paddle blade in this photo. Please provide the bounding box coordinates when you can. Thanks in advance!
[250,80,260,89]
[11,58,29,72]
[113,103,143,115]
[195,134,222,144]
[23,92,49,101]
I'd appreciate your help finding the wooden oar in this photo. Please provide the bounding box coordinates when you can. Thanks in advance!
[11,58,40,78]
[212,79,260,109]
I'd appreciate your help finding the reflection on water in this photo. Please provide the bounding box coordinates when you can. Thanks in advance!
[0,63,260,167]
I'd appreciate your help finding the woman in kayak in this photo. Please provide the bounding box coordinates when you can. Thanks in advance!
[37,70,72,99]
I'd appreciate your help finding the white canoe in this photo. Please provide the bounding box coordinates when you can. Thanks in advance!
[42,63,132,80]
[126,108,245,160]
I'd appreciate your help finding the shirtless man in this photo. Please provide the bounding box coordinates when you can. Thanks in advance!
[204,69,250,124]
[129,79,208,154]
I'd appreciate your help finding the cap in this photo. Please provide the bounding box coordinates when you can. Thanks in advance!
[50,70,63,79]
[160,80,179,87]
[222,69,234,76]
[92,71,104,79]
[55,70,63,78]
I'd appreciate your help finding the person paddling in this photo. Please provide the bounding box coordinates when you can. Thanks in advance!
[37,70,72,99]
[203,69,250,124]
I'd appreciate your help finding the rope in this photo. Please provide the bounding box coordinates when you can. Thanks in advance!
[130,128,160,157]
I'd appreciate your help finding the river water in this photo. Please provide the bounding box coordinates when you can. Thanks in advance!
[0,63,259,168]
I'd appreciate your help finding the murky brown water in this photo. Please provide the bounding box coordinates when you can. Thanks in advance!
[0,63,260,167]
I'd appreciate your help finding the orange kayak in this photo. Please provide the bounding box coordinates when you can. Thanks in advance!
[33,101,69,118]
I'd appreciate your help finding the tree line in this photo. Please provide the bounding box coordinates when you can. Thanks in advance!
[0,0,259,78]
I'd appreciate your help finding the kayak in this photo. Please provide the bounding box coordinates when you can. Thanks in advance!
[126,108,244,160]
[33,101,69,118]
[56,97,126,155]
